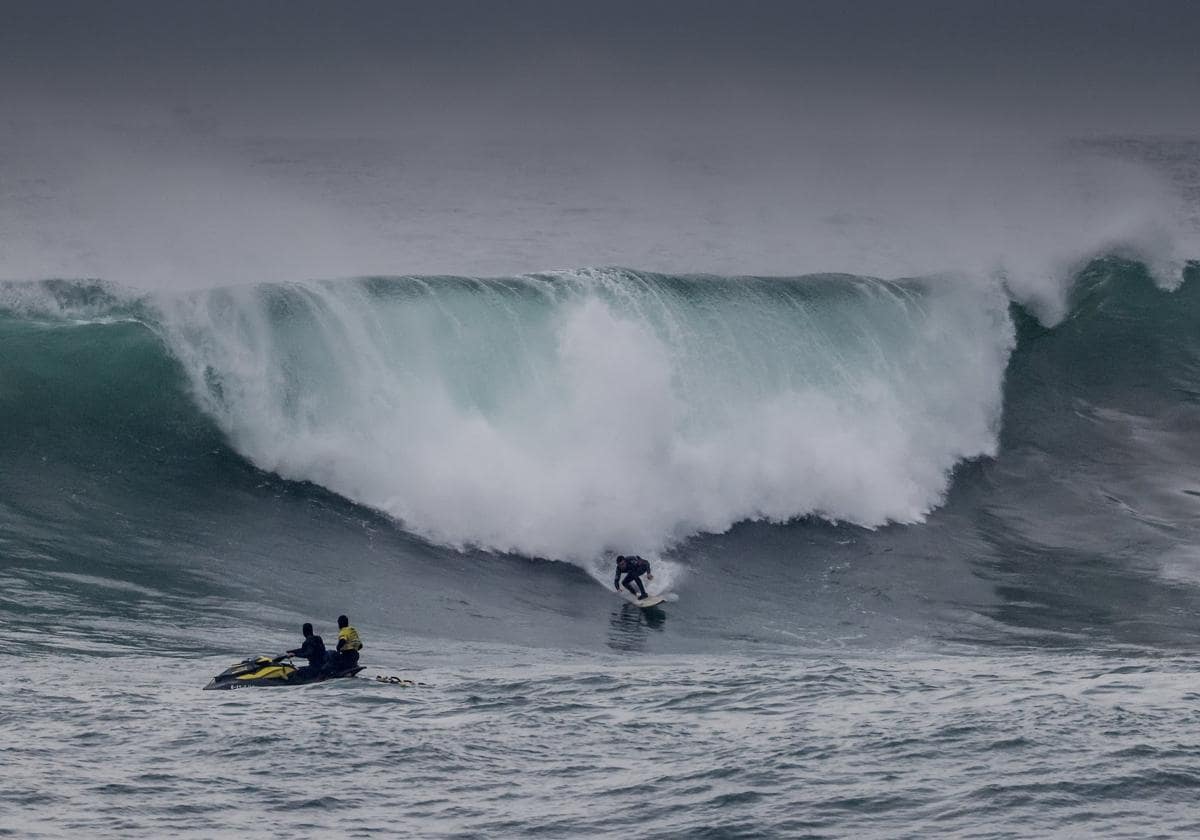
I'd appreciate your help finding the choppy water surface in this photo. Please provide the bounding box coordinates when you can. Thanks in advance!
[5,640,1200,839]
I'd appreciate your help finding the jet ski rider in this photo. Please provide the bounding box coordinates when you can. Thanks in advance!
[331,614,363,671]
[614,554,653,600]
[286,622,327,680]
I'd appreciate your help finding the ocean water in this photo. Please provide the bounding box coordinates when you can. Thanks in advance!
[3,138,1200,838]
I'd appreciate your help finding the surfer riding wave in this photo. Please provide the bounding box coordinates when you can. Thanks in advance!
[614,555,653,600]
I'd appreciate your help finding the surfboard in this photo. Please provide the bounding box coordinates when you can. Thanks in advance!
[619,592,668,608]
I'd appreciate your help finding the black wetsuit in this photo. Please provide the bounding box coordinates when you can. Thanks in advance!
[289,634,327,680]
[615,555,651,599]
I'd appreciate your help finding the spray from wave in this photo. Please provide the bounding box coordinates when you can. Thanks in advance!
[1,126,1194,321]
[141,269,1014,559]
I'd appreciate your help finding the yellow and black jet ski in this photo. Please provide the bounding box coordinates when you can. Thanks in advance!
[203,655,364,690]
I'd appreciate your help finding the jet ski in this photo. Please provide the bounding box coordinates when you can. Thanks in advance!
[203,655,364,690]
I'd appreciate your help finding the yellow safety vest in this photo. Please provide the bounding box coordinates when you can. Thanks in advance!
[338,626,363,651]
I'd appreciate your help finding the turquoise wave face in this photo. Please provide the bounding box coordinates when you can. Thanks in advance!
[2,263,1197,549]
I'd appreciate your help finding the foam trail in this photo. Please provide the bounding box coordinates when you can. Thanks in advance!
[152,270,1015,561]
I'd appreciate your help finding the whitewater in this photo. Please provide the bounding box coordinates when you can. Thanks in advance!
[3,134,1200,839]
[147,269,1014,559]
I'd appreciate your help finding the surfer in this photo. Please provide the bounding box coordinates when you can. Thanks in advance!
[330,614,363,671]
[286,622,327,680]
[614,555,653,600]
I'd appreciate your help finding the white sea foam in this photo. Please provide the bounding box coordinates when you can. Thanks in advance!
[154,270,1015,560]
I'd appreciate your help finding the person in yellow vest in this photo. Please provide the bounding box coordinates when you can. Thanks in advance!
[332,614,363,671]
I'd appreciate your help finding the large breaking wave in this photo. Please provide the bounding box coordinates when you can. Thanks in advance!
[6,260,1196,569]
[8,271,1013,559]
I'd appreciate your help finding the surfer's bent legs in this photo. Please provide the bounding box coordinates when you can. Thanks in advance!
[622,572,648,599]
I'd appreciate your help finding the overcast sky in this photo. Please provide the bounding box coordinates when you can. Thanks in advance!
[2,1,1197,286]
[4,0,1199,137]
